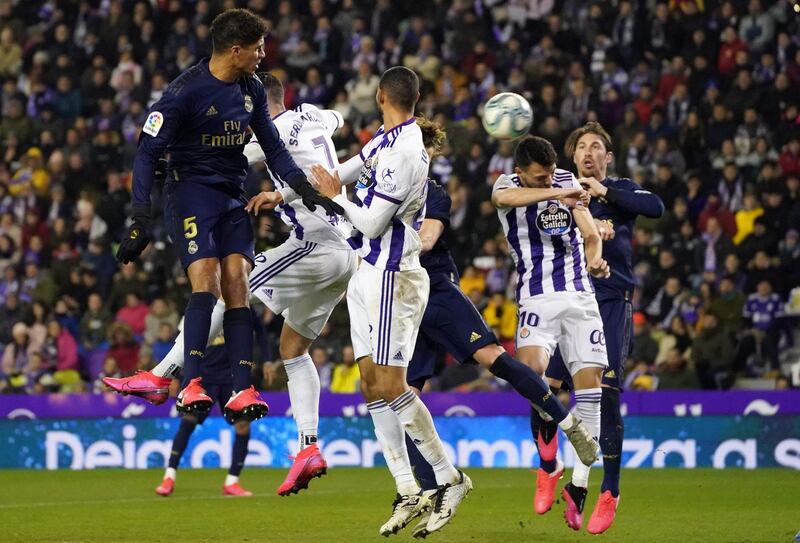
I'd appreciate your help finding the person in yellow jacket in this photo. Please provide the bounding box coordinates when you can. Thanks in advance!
[330,345,360,393]
[733,193,763,244]
[481,292,518,341]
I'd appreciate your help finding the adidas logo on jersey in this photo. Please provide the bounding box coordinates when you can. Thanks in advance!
[393,351,404,361]
[206,105,218,116]
[469,332,482,343]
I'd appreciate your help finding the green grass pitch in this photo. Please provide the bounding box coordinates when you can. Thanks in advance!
[0,468,797,542]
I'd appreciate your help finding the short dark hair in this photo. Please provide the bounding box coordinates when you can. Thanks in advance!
[211,9,268,52]
[258,72,284,104]
[379,67,419,111]
[564,121,614,157]
[514,136,557,169]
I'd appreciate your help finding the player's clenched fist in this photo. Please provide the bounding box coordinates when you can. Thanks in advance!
[116,203,152,264]
[594,219,615,240]
[577,176,608,198]
[559,187,590,209]
[587,257,611,279]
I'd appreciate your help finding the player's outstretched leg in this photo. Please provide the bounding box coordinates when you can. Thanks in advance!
[223,420,253,497]
[588,387,623,534]
[563,386,602,531]
[387,390,472,536]
[102,300,227,404]
[405,434,439,538]
[177,292,218,415]
[156,417,199,496]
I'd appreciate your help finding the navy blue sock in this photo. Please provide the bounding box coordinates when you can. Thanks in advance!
[600,387,623,497]
[405,433,437,491]
[224,307,254,392]
[169,418,197,469]
[230,431,250,476]
[182,292,217,385]
[490,352,568,422]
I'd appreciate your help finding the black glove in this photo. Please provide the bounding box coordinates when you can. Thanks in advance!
[290,176,345,216]
[154,157,169,182]
[116,203,152,264]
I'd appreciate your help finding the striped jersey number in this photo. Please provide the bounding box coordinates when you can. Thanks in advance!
[518,311,540,328]
[311,136,335,169]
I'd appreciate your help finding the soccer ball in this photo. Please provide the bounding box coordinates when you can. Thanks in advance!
[481,92,533,140]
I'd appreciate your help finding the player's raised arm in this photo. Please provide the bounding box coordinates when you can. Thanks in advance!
[491,175,584,209]
[118,91,185,264]
[580,176,664,218]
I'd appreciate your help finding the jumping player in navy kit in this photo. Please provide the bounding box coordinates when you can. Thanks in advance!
[115,9,340,422]
[537,122,664,533]
[399,118,600,538]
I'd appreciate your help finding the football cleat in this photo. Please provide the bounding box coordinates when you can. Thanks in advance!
[102,371,171,405]
[562,417,600,466]
[562,482,588,531]
[534,460,564,514]
[223,482,253,497]
[176,377,213,415]
[587,490,620,534]
[409,489,437,539]
[380,492,426,537]
[277,444,327,496]
[424,471,472,535]
[223,386,269,423]
[155,477,174,496]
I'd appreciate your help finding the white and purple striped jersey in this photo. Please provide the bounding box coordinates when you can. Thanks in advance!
[493,168,594,299]
[345,118,429,271]
[244,103,350,249]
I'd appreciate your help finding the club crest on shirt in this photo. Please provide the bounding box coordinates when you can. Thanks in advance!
[536,202,572,236]
[187,240,198,254]
[244,94,253,112]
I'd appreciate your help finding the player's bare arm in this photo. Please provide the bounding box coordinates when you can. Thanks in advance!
[574,206,610,278]
[491,186,585,209]
[419,218,445,254]
[245,191,283,214]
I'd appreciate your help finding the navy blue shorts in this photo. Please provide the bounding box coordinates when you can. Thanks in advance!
[407,275,498,389]
[189,382,234,424]
[163,180,255,270]
[545,298,632,389]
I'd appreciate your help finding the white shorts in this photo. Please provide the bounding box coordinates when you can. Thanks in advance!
[516,291,608,375]
[347,262,429,367]
[249,237,356,339]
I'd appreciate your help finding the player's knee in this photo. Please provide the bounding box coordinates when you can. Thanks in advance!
[573,366,603,389]
[473,344,505,367]
[360,378,381,403]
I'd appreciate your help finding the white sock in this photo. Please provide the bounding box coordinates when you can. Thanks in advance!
[152,299,227,377]
[165,467,177,480]
[224,474,239,486]
[284,353,320,450]
[367,399,420,496]
[557,411,576,431]
[389,390,459,486]
[571,388,601,488]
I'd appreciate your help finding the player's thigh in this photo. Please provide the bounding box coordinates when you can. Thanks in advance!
[558,292,609,376]
[214,202,255,267]
[282,248,355,340]
[377,268,429,369]
[164,181,222,271]
[424,279,499,365]
[516,294,561,368]
[598,299,632,388]
[346,264,374,363]
[407,329,438,390]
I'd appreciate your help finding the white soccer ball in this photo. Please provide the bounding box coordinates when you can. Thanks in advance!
[481,92,533,140]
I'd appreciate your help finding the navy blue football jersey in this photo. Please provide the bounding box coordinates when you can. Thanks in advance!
[590,177,664,301]
[132,59,303,204]
[420,180,459,280]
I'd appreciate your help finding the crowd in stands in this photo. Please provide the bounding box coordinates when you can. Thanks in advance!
[0,0,798,396]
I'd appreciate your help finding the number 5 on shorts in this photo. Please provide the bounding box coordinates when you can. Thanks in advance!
[183,216,198,239]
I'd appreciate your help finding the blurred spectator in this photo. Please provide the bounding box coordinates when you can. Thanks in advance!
[330,345,359,393]
[310,346,333,391]
[657,348,701,390]
[735,279,783,375]
[693,313,735,389]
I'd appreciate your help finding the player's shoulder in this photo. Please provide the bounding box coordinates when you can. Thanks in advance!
[607,176,642,190]
[165,62,208,97]
[493,172,521,189]
[553,168,577,187]
[426,179,450,202]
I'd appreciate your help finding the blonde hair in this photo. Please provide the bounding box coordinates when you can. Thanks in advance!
[416,115,446,156]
